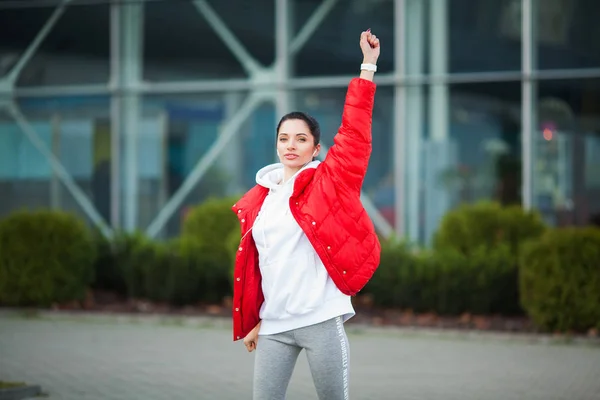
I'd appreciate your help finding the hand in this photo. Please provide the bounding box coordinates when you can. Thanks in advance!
[243,321,261,353]
[360,29,380,65]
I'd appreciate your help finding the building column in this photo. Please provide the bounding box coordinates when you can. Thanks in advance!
[274,0,292,147]
[522,0,537,210]
[423,0,454,244]
[111,0,144,231]
[396,0,425,243]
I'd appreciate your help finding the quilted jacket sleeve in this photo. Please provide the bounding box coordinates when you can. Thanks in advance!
[322,77,377,193]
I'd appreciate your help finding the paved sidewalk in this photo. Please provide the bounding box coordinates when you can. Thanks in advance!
[1,312,599,400]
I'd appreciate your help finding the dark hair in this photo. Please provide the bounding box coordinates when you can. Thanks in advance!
[276,111,321,146]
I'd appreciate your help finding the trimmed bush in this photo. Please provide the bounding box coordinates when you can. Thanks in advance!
[429,244,519,315]
[0,210,96,306]
[433,201,546,260]
[182,196,240,281]
[164,237,207,305]
[364,240,428,309]
[93,231,234,306]
[91,231,155,299]
[365,240,518,316]
[520,227,600,333]
[182,196,240,246]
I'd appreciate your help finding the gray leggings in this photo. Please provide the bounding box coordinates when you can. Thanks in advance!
[253,316,350,400]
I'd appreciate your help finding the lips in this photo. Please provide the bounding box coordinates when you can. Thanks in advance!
[284,154,299,160]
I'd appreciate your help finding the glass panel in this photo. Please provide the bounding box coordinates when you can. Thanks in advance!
[535,0,600,70]
[291,0,394,76]
[421,81,522,242]
[13,3,110,87]
[294,86,395,229]
[0,5,54,79]
[140,92,273,237]
[533,78,600,226]
[448,0,521,73]
[207,0,275,68]
[0,95,113,230]
[143,0,246,81]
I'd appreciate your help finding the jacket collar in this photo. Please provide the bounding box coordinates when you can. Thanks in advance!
[233,166,318,216]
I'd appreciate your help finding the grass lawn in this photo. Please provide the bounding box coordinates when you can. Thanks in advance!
[0,381,26,389]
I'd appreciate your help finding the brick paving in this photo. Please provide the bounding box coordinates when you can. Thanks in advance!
[1,311,599,400]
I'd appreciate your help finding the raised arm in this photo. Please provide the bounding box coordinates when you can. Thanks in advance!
[321,30,381,193]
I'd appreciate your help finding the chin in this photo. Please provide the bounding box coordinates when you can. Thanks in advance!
[282,159,309,168]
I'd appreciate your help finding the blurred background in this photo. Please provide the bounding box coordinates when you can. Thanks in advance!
[1,0,599,244]
[2,1,600,398]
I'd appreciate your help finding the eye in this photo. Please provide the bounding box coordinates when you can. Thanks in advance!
[279,137,287,142]
[298,138,306,142]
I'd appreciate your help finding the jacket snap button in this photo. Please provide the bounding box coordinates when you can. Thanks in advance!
[327,246,331,250]
[238,210,242,213]
[241,218,245,223]
[312,221,316,225]
[238,247,243,251]
[236,277,240,282]
[343,270,347,274]
[235,308,239,312]
[237,336,241,339]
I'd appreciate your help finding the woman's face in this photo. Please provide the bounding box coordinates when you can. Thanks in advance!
[276,119,320,169]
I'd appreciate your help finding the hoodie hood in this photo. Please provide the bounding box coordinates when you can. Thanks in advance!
[256,161,320,191]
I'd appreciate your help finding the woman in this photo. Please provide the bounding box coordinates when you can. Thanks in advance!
[231,29,381,400]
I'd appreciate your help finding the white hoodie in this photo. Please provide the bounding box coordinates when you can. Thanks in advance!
[252,161,355,335]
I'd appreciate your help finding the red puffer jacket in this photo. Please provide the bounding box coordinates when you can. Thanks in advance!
[230,77,381,341]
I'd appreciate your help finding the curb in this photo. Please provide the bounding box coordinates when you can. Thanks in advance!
[2,308,599,348]
[0,385,41,400]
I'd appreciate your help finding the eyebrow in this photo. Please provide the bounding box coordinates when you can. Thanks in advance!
[278,132,309,136]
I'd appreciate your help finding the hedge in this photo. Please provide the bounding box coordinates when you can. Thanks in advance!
[364,241,518,316]
[520,227,600,332]
[1,200,598,334]
[0,210,95,306]
[433,201,546,260]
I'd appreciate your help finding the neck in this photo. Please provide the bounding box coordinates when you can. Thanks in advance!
[282,165,302,184]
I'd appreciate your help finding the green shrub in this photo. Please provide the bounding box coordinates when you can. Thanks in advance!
[91,226,236,305]
[182,196,240,279]
[132,239,171,302]
[520,227,600,333]
[91,231,156,299]
[429,244,519,315]
[433,201,546,260]
[364,240,429,309]
[182,196,240,246]
[0,210,96,306]
[164,237,206,305]
[365,240,518,316]
[91,230,136,295]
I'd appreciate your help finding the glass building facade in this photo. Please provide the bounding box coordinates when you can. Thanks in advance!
[1,0,599,244]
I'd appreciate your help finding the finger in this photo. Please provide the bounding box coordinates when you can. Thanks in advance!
[360,31,369,44]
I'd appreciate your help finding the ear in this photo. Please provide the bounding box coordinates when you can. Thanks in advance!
[313,144,321,158]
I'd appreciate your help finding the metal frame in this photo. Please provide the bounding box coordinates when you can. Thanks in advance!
[4,0,600,243]
[393,0,406,239]
[12,66,600,99]
[145,0,393,238]
[0,0,112,238]
[521,0,536,210]
[110,0,144,231]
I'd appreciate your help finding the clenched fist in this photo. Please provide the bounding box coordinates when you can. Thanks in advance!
[360,29,380,64]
